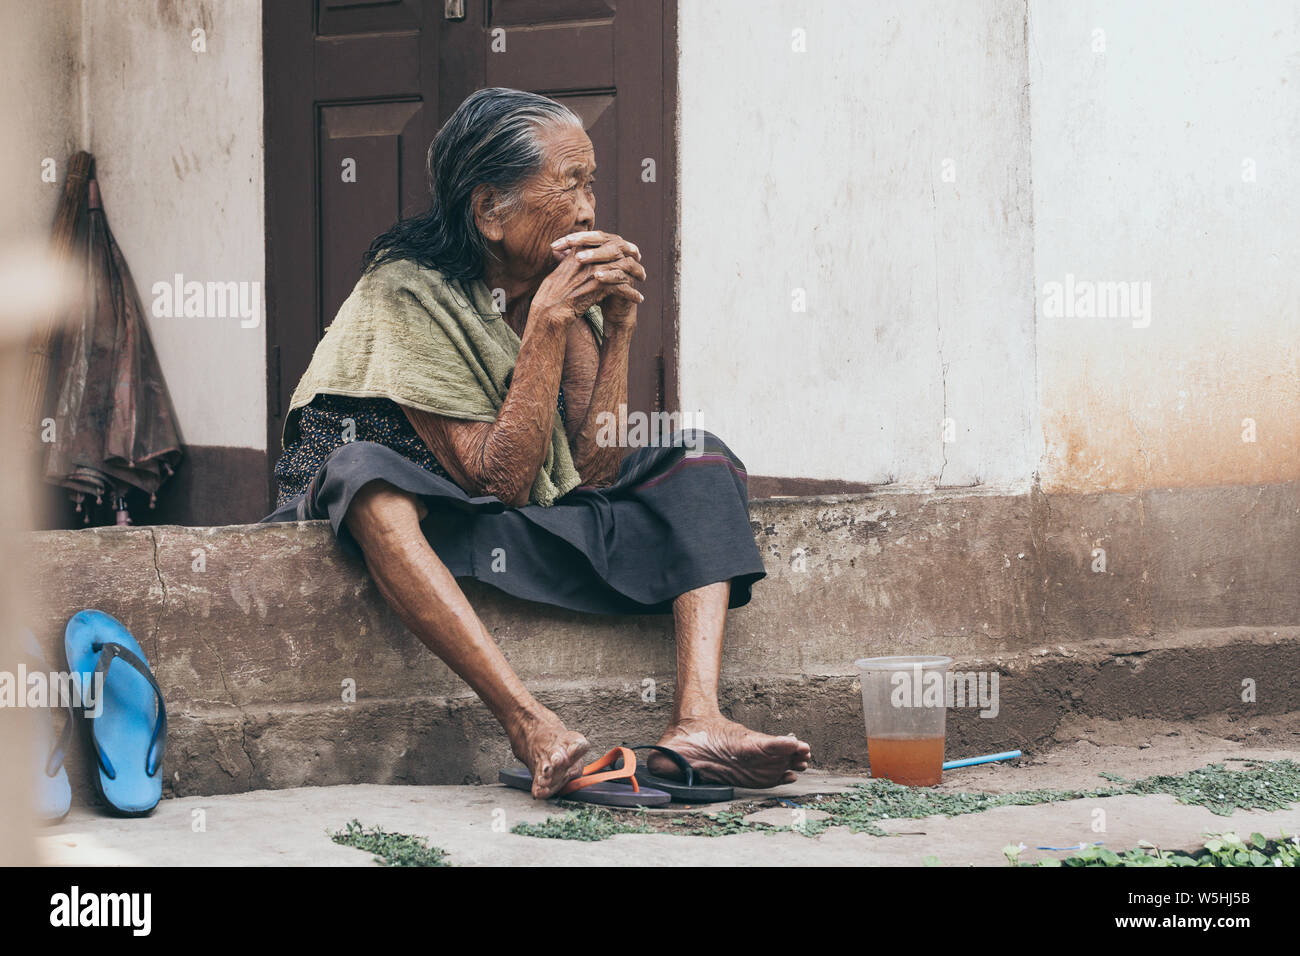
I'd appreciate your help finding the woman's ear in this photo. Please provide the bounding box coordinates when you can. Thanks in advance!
[472,185,505,242]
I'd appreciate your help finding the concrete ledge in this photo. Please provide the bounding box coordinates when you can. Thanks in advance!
[23,482,1300,801]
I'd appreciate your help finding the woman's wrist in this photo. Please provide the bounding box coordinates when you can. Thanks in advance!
[527,298,574,334]
[601,313,637,343]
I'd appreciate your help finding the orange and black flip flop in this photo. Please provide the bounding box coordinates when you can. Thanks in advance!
[499,746,671,807]
[616,744,734,803]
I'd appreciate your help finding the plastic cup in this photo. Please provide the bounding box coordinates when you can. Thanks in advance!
[854,655,952,786]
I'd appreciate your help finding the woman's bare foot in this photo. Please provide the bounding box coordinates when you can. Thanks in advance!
[507,708,590,798]
[650,716,811,788]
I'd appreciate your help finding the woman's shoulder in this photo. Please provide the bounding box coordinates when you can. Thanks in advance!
[346,257,486,323]
[325,259,457,339]
[353,257,449,298]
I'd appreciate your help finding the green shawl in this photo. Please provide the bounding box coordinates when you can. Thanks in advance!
[282,258,604,507]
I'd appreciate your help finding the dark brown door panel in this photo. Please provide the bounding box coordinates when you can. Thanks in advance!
[318,100,429,333]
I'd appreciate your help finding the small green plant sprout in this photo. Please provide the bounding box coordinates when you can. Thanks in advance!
[329,820,450,867]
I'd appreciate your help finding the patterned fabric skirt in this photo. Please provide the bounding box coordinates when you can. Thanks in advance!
[260,428,767,615]
[273,391,563,508]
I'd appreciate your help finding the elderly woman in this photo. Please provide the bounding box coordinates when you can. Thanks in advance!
[263,88,810,798]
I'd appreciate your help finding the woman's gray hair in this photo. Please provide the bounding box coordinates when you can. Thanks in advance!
[364,87,583,279]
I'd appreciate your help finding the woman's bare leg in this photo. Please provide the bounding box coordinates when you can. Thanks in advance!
[651,580,812,788]
[344,481,589,797]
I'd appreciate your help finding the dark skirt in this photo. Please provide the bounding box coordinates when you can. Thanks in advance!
[259,429,767,615]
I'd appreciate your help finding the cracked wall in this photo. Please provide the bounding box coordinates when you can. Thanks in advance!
[82,0,266,451]
[0,0,83,243]
[1031,1,1300,492]
[677,0,1038,491]
[678,1,1298,494]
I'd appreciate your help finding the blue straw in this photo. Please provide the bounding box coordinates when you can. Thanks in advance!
[942,750,1022,770]
[1037,842,1104,851]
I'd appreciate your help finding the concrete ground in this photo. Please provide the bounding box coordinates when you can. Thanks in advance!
[36,714,1300,866]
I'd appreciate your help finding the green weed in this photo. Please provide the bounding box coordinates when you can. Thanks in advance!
[330,819,451,867]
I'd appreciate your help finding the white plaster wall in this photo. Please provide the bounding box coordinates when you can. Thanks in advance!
[83,0,265,451]
[677,0,1038,490]
[1030,0,1300,492]
[14,2,1296,485]
[0,0,83,241]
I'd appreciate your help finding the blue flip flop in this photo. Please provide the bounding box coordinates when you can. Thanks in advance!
[64,610,166,816]
[21,629,73,823]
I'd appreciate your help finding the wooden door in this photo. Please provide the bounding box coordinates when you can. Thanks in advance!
[264,0,677,504]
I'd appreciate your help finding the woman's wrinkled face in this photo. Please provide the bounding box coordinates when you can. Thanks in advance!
[478,124,596,283]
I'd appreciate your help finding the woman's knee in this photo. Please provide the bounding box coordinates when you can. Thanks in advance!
[345,480,429,544]
[673,427,725,458]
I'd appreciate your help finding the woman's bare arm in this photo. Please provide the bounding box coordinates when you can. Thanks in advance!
[407,313,617,502]
[568,321,636,486]
[402,308,568,507]
[560,318,601,443]
[551,232,644,486]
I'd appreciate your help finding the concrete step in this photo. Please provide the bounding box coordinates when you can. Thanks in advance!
[153,626,1300,796]
[22,483,1299,802]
